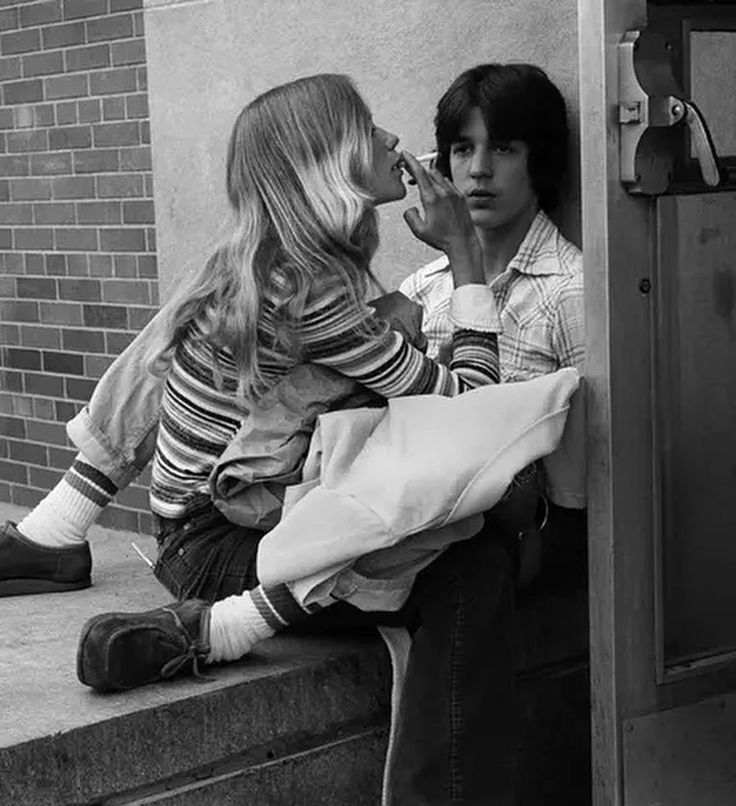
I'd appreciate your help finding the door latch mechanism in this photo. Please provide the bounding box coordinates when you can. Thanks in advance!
[619,29,720,195]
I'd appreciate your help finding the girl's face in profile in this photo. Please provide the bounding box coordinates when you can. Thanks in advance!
[368,125,407,205]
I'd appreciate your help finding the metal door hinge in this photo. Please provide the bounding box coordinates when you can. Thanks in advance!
[619,29,720,195]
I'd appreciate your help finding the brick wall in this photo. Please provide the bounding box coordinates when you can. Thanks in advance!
[0,0,157,533]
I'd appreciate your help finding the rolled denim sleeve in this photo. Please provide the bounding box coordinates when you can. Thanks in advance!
[66,309,168,488]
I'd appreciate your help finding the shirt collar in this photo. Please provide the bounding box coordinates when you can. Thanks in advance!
[421,210,564,280]
[506,210,564,277]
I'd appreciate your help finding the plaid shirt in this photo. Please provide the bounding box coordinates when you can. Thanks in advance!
[400,211,586,507]
[399,210,584,382]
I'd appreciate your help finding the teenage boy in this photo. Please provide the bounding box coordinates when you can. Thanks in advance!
[401,62,585,513]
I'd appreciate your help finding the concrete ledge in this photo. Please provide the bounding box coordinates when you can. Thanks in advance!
[0,504,390,805]
[0,503,590,805]
[125,730,390,805]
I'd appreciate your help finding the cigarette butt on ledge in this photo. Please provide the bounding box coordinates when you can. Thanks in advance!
[131,541,154,568]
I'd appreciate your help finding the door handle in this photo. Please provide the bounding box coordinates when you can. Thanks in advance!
[683,101,720,188]
[619,29,721,195]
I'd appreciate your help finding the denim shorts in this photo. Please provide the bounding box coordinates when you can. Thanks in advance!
[152,503,263,603]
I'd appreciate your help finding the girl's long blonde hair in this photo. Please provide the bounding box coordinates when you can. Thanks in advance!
[150,73,380,400]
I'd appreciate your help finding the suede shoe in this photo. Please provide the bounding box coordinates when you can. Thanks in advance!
[77,599,212,692]
[0,521,92,597]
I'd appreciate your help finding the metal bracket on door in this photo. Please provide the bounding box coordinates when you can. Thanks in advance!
[619,29,720,195]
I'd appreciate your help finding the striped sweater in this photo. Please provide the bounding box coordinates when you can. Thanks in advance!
[149,282,500,519]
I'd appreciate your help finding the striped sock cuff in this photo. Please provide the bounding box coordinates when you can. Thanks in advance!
[252,583,314,631]
[63,458,118,508]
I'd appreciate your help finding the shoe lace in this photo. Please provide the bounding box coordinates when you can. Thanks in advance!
[159,606,212,682]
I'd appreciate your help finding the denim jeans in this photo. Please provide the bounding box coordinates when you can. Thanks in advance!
[152,505,262,602]
[66,308,167,488]
[387,520,516,805]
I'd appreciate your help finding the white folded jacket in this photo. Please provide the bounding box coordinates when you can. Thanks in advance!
[257,367,581,608]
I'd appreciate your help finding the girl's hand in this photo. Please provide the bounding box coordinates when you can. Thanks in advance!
[369,290,428,352]
[401,151,484,287]
[401,151,476,252]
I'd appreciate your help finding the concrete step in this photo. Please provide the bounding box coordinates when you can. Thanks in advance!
[0,503,591,805]
[0,505,391,805]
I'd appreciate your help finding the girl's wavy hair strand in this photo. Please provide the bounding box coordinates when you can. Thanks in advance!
[149,73,380,400]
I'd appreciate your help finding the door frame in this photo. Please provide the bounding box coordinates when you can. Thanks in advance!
[579,2,654,802]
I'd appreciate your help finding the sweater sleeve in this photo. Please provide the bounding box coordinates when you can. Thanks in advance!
[301,284,500,397]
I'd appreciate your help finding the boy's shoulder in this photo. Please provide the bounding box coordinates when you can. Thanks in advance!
[554,229,583,274]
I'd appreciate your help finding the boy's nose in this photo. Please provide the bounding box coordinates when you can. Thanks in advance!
[470,149,493,176]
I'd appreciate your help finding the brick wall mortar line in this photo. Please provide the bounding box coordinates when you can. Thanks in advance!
[16,41,146,82]
[0,13,129,31]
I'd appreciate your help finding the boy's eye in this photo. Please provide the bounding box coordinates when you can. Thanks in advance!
[450,142,472,156]
[491,142,513,154]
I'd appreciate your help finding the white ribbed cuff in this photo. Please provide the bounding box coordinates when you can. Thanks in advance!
[449,284,501,332]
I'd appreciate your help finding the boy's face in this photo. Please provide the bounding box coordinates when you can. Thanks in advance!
[448,107,538,235]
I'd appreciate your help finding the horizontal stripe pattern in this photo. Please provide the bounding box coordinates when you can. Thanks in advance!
[64,458,118,508]
[150,279,500,519]
[252,583,311,630]
[150,320,248,519]
[301,287,499,396]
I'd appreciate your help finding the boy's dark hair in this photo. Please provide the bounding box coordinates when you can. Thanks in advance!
[434,63,569,212]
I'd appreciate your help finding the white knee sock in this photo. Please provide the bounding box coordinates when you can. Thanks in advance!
[17,453,117,547]
[206,583,317,664]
